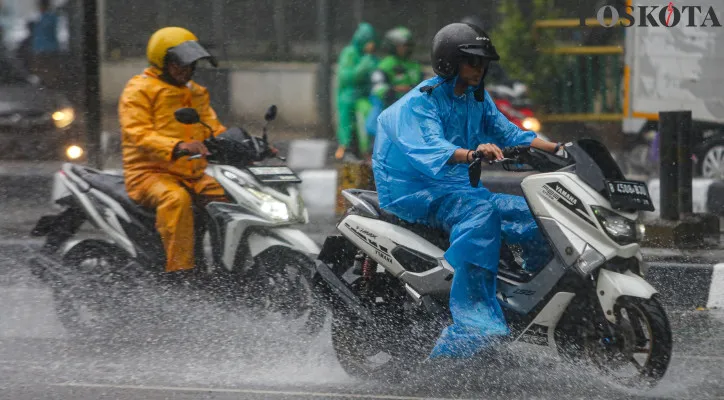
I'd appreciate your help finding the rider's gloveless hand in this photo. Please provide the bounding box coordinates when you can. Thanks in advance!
[476,143,504,161]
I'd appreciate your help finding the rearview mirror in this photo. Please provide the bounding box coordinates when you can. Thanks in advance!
[264,105,278,122]
[175,108,201,125]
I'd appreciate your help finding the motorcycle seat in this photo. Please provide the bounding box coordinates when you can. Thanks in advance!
[350,190,533,281]
[70,165,156,225]
[352,190,451,250]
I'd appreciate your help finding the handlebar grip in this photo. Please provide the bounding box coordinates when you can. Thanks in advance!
[502,145,530,158]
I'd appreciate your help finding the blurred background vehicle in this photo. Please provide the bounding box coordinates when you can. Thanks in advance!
[486,66,543,138]
[621,0,724,180]
[0,52,80,161]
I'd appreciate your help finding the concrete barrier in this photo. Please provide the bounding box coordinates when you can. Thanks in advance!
[100,60,435,129]
[707,180,724,216]
[101,60,328,128]
[644,178,720,220]
[298,169,337,216]
[287,139,330,171]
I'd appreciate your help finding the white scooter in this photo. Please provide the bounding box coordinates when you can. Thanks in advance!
[30,105,326,335]
[314,139,671,387]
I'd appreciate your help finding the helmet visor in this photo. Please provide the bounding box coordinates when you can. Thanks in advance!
[167,41,218,67]
[458,43,500,61]
[462,55,491,69]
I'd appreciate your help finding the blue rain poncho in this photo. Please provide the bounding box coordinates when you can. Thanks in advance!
[372,75,552,359]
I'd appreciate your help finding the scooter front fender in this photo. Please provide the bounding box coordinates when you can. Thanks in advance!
[247,227,321,259]
[596,268,658,323]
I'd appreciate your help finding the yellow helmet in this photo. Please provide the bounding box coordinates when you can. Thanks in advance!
[146,27,217,69]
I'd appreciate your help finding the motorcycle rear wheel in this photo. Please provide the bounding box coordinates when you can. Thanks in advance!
[330,301,440,382]
[55,243,133,338]
[331,307,406,381]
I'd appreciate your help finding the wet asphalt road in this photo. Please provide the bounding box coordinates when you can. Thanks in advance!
[1,172,724,399]
[1,238,724,400]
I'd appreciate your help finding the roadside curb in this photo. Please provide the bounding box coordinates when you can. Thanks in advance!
[646,262,724,310]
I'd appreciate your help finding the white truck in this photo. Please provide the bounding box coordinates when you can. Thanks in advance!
[622,0,724,179]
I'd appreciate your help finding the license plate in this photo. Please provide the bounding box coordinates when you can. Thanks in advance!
[605,179,655,211]
[246,166,302,184]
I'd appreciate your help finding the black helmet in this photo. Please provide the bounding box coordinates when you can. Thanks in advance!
[430,22,499,79]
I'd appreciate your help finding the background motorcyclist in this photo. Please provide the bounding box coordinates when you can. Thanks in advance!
[119,27,228,276]
[365,26,422,137]
[371,22,561,359]
[335,22,378,161]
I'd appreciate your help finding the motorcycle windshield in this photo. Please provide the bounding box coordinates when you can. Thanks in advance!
[566,139,626,197]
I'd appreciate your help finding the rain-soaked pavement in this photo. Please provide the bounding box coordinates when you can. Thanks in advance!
[0,241,723,400]
[1,173,724,399]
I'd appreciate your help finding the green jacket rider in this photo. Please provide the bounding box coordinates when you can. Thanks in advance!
[335,22,378,160]
[370,27,422,108]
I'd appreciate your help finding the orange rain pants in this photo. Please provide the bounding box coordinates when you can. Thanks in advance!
[126,174,225,272]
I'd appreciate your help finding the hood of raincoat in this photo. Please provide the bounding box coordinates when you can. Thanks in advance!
[350,22,377,52]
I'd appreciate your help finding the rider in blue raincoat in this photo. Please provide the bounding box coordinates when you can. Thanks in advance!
[372,23,563,359]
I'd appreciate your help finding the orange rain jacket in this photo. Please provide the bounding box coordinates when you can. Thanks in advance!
[119,67,226,188]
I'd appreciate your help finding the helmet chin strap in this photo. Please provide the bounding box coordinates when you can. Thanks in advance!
[473,65,490,102]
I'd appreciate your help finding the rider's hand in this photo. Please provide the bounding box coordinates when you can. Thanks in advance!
[177,140,210,156]
[476,143,504,161]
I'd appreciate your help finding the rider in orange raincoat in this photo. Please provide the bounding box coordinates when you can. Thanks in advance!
[119,27,226,275]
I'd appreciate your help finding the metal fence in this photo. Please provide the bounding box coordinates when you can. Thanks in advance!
[533,17,626,123]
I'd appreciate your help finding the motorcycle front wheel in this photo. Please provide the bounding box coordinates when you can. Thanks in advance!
[555,295,672,388]
[240,246,327,336]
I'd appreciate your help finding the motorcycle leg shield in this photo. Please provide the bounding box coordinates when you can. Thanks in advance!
[489,193,553,273]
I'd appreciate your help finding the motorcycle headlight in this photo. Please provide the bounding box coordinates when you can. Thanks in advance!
[65,145,83,160]
[522,117,541,132]
[246,187,290,221]
[575,244,606,277]
[52,107,75,129]
[591,206,639,245]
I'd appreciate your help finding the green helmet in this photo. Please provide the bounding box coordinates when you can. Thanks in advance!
[382,27,414,56]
